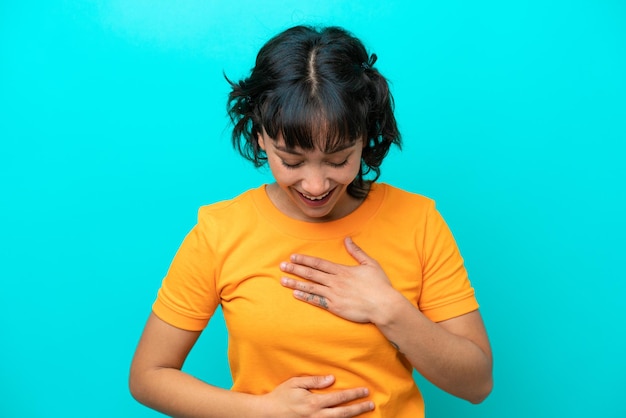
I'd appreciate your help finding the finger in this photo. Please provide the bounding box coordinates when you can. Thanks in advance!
[316,387,373,410]
[280,276,326,296]
[291,374,336,390]
[344,237,370,265]
[293,290,330,309]
[280,261,331,285]
[288,253,340,274]
[330,400,375,416]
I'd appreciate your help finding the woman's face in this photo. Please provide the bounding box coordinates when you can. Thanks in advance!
[258,130,364,222]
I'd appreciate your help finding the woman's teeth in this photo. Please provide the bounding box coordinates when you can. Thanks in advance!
[302,191,330,200]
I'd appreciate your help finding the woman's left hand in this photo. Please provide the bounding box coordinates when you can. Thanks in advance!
[279,237,397,323]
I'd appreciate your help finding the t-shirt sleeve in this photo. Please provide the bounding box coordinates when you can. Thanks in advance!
[418,201,479,322]
[152,209,220,331]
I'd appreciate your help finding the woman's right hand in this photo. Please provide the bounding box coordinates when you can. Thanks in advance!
[262,375,374,417]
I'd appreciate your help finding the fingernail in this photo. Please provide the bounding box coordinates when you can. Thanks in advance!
[279,262,287,270]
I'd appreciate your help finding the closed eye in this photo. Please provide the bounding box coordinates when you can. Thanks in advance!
[328,160,349,168]
[280,160,303,169]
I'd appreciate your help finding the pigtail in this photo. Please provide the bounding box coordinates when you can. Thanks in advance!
[225,75,266,167]
[365,66,401,164]
[348,56,401,198]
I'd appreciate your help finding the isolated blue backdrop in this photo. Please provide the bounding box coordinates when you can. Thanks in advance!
[1,1,625,417]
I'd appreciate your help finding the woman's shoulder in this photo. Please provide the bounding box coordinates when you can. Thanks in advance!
[197,186,263,221]
[375,182,435,209]
[374,183,448,234]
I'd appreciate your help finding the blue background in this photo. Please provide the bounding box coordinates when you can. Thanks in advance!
[1,1,625,417]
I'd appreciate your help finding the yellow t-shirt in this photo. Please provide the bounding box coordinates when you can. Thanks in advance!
[153,182,478,417]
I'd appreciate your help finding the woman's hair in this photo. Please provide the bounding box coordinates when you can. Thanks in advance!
[226,25,401,198]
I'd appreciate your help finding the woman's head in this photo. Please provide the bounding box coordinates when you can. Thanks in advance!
[227,25,401,198]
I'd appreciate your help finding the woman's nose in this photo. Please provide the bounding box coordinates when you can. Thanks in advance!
[300,167,330,197]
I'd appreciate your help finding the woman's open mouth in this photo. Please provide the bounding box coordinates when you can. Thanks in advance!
[297,188,334,207]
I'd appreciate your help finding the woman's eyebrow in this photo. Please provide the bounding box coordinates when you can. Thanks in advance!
[273,142,357,155]
[325,141,357,154]
[273,144,303,155]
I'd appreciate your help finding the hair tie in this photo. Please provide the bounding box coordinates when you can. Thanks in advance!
[361,53,378,71]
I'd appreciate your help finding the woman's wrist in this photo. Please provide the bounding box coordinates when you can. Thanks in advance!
[369,287,409,328]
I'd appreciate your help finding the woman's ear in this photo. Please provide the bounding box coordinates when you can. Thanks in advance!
[257,131,266,151]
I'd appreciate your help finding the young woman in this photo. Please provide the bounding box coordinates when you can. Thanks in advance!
[130,25,493,418]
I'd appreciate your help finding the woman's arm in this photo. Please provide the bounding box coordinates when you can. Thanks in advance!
[279,237,493,404]
[129,313,264,417]
[129,313,374,418]
[372,299,492,403]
